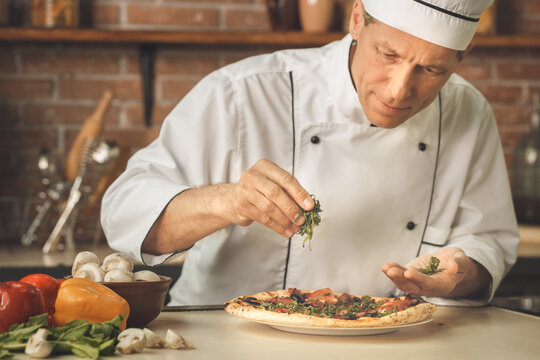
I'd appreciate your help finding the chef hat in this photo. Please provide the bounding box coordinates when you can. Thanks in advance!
[361,0,494,50]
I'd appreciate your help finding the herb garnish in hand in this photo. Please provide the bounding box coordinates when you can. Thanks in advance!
[419,256,441,275]
[295,194,322,250]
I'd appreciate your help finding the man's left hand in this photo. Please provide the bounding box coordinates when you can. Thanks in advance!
[381,247,476,298]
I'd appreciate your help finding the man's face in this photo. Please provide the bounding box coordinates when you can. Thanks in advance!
[349,4,461,128]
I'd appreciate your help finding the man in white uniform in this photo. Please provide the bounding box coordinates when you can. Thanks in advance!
[102,0,519,305]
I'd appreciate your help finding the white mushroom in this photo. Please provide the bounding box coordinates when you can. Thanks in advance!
[143,328,165,348]
[165,329,194,350]
[102,253,134,273]
[73,262,105,282]
[104,269,133,282]
[25,328,52,358]
[134,270,161,282]
[116,328,146,354]
[72,251,100,276]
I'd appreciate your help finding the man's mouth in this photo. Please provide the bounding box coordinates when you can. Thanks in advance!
[375,96,411,114]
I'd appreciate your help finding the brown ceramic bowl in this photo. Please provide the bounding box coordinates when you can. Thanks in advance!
[101,276,171,328]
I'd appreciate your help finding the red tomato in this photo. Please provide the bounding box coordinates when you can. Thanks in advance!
[0,281,44,333]
[20,274,60,315]
[306,288,338,304]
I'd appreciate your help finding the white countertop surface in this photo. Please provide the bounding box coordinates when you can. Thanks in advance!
[1,224,539,268]
[0,245,185,268]
[9,305,540,360]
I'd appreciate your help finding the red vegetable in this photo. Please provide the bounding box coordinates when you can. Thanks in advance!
[20,274,60,315]
[0,281,44,333]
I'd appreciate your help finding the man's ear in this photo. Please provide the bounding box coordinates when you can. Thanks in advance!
[463,41,474,57]
[457,42,474,63]
[349,0,364,40]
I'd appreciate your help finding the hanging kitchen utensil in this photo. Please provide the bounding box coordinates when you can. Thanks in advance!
[21,198,52,246]
[65,90,113,183]
[86,141,122,247]
[42,139,121,253]
[82,140,121,210]
[21,148,69,246]
[43,138,95,253]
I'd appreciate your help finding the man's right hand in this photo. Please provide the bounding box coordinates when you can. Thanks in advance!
[143,159,315,254]
[227,159,315,238]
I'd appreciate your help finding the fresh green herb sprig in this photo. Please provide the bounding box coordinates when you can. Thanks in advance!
[0,313,123,360]
[419,256,442,275]
[295,194,322,250]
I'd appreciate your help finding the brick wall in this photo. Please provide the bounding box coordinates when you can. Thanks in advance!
[1,0,539,247]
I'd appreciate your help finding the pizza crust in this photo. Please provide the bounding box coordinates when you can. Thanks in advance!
[224,290,436,328]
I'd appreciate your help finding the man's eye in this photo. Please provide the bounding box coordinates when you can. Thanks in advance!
[379,52,397,62]
[376,47,397,60]
[425,67,443,75]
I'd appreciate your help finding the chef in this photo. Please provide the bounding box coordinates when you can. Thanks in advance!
[101,0,519,306]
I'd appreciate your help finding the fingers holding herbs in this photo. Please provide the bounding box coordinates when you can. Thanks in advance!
[295,195,322,250]
[230,159,314,238]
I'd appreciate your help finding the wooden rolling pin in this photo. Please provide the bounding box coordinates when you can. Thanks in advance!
[64,90,113,183]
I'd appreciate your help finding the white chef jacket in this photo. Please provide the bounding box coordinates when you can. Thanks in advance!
[101,35,519,306]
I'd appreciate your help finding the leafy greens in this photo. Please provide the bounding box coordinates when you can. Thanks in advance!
[0,313,123,359]
[419,256,442,275]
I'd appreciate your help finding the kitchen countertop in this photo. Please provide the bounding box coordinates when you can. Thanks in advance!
[0,244,185,268]
[10,305,540,360]
[1,223,539,268]
[514,224,540,257]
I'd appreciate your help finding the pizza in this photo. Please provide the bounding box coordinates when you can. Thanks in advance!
[225,288,436,328]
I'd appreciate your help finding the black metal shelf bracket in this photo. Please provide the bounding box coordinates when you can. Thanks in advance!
[139,44,155,127]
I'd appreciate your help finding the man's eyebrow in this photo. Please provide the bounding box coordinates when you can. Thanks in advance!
[377,42,397,53]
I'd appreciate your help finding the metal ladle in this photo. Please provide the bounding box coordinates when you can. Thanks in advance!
[90,140,120,172]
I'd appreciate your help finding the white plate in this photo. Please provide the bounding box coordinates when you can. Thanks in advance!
[253,316,434,336]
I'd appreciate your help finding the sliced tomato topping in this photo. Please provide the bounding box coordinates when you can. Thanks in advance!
[275,297,294,305]
[306,288,337,304]
[376,297,415,313]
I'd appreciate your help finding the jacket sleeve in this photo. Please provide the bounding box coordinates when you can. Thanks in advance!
[423,93,520,305]
[101,71,241,265]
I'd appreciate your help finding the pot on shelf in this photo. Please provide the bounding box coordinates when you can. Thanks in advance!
[298,0,334,33]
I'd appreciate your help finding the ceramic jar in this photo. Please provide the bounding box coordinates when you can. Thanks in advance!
[298,0,334,33]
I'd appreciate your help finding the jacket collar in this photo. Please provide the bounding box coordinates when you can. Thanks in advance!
[329,34,372,127]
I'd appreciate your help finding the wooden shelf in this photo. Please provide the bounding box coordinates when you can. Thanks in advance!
[472,35,540,48]
[0,28,344,47]
[1,27,540,48]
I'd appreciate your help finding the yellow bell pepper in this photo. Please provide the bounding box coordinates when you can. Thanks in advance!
[53,278,130,330]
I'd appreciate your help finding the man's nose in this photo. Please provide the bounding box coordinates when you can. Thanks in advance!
[388,65,414,101]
